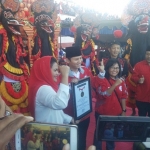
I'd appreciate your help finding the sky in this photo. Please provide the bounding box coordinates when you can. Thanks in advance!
[55,0,131,17]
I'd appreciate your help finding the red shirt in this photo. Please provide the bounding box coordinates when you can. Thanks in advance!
[94,77,128,116]
[131,60,150,103]
[63,66,95,118]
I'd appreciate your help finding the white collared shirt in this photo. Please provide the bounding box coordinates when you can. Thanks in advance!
[71,70,80,78]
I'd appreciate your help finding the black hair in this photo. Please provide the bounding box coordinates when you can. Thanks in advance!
[50,57,57,68]
[110,41,121,48]
[74,26,83,49]
[105,58,122,79]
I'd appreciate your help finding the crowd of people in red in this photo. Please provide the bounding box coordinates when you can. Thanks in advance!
[1,41,150,150]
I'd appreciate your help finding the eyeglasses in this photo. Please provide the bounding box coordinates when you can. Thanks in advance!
[110,67,120,70]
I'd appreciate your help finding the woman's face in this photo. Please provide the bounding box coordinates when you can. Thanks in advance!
[108,63,120,78]
[51,62,59,82]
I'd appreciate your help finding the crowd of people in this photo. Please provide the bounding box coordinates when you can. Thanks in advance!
[1,41,150,150]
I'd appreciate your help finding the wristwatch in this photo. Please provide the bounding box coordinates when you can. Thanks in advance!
[122,109,126,112]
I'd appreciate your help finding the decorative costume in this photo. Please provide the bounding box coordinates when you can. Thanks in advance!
[122,0,150,66]
[72,12,100,75]
[0,0,29,115]
[121,0,150,110]
[22,37,30,69]
[31,0,58,62]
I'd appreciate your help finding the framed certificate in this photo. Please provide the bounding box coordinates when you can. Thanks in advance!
[71,77,92,120]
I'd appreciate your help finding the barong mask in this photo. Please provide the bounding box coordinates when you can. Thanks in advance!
[73,12,100,42]
[72,12,100,75]
[31,0,57,34]
[122,0,150,34]
[1,0,23,35]
[121,0,150,67]
[135,14,150,34]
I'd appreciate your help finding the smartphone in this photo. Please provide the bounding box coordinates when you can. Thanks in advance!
[96,115,150,142]
[15,122,78,150]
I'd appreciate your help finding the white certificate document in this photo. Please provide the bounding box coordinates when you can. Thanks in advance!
[74,80,90,117]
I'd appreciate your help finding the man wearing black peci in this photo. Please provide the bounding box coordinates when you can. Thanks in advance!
[63,46,97,150]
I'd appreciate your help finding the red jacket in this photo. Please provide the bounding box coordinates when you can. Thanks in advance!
[131,60,150,103]
[94,77,128,116]
[63,66,95,119]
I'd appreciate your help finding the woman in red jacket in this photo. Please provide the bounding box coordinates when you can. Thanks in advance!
[93,58,128,150]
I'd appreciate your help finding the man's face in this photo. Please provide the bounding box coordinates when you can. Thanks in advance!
[109,44,121,58]
[145,51,150,63]
[67,56,83,69]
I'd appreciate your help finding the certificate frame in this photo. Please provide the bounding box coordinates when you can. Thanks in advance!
[71,77,92,120]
